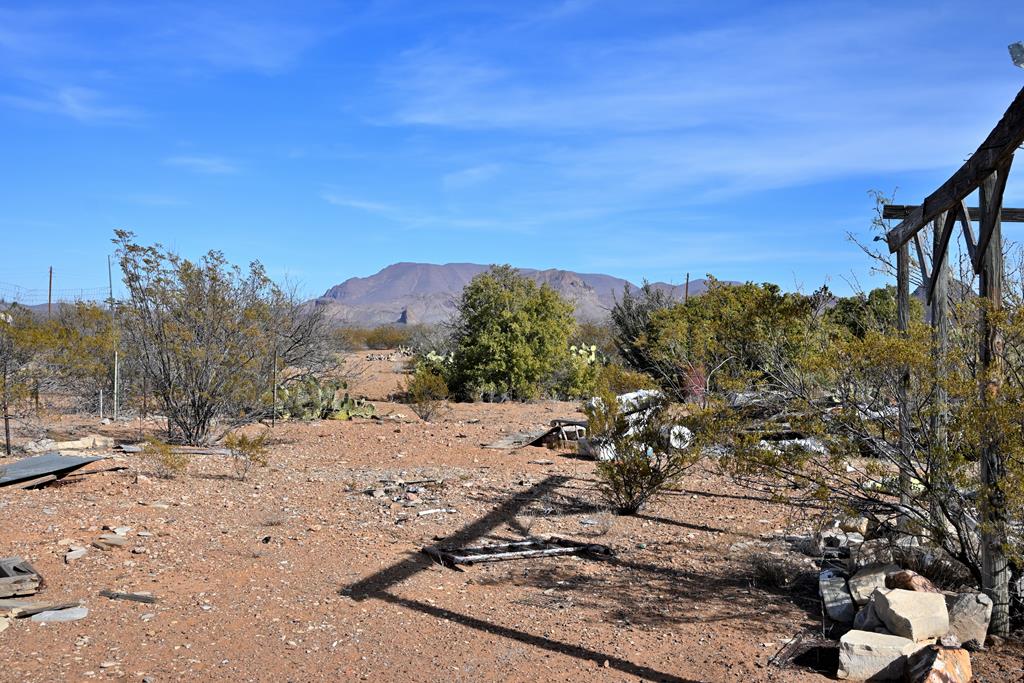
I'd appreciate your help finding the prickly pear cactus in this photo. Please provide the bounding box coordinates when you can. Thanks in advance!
[272,377,376,421]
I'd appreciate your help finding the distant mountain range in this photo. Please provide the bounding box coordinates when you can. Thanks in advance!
[310,262,726,327]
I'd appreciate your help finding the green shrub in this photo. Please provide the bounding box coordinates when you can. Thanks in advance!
[449,266,575,400]
[224,430,270,481]
[364,325,412,350]
[404,365,449,421]
[594,363,658,396]
[144,438,188,479]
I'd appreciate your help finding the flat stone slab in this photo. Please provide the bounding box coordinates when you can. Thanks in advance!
[30,606,88,623]
[838,629,928,681]
[820,571,856,623]
[875,589,949,642]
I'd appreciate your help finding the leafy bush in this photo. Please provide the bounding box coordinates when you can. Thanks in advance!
[143,438,188,479]
[613,278,820,399]
[224,430,269,481]
[364,325,412,350]
[449,265,575,401]
[403,365,449,422]
[593,363,658,396]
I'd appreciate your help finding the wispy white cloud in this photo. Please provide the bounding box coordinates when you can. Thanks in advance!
[1,86,137,122]
[119,193,186,207]
[321,192,401,215]
[378,2,1016,202]
[442,163,501,189]
[164,155,238,175]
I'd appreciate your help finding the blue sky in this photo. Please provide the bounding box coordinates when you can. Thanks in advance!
[1,0,1023,301]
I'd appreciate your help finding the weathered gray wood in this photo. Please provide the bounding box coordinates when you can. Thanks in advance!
[896,243,912,506]
[913,232,930,288]
[99,590,158,604]
[974,157,1013,273]
[958,200,979,267]
[423,537,614,569]
[977,169,1011,637]
[927,209,957,304]
[883,204,1024,222]
[0,599,80,617]
[6,474,57,490]
[930,216,950,538]
[885,86,1024,251]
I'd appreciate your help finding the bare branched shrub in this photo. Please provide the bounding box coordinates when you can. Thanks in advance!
[114,231,334,444]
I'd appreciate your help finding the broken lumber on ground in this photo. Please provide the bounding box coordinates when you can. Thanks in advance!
[422,537,613,570]
[0,599,81,618]
[0,557,42,599]
[483,419,587,450]
[99,590,158,604]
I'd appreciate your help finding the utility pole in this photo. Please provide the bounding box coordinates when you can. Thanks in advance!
[684,272,690,303]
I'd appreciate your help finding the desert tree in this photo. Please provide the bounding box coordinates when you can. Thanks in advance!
[0,305,58,455]
[113,231,333,445]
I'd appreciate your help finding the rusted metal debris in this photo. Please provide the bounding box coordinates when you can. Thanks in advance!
[422,536,614,571]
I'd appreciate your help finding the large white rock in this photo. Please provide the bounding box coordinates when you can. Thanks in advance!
[875,589,949,642]
[820,570,856,623]
[848,563,900,605]
[945,592,992,650]
[838,630,928,680]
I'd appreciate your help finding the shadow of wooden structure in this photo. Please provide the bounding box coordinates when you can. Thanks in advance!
[883,85,1024,637]
[343,474,699,682]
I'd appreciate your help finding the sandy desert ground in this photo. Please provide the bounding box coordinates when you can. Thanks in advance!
[1,355,1022,682]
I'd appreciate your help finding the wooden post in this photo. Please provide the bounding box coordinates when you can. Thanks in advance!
[684,273,690,303]
[47,266,52,319]
[896,241,912,506]
[929,215,950,539]
[2,363,10,457]
[978,165,1010,637]
[271,347,278,428]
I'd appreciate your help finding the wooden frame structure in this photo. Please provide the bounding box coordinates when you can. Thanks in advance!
[883,85,1024,637]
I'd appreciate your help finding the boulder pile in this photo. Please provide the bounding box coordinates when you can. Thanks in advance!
[806,519,990,682]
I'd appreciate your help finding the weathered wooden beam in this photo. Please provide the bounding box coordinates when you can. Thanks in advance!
[882,204,1024,222]
[977,168,1010,637]
[885,86,1024,252]
[896,242,912,506]
[913,232,931,289]
[974,158,1013,273]
[959,200,979,266]
[927,210,956,304]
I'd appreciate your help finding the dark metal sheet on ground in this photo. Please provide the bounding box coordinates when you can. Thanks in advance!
[0,453,104,487]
